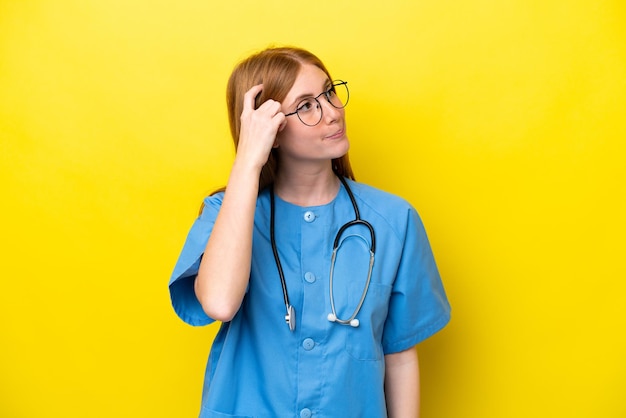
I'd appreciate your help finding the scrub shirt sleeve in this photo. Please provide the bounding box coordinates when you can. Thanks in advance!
[382,206,451,354]
[168,194,224,327]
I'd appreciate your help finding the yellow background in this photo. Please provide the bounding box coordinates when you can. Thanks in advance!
[1,1,624,417]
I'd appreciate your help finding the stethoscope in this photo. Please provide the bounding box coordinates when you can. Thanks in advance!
[269,173,376,332]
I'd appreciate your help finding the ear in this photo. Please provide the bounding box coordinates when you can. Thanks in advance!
[274,121,287,148]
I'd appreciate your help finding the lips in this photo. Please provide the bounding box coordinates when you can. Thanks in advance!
[325,128,345,140]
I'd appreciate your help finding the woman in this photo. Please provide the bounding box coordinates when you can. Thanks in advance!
[169,46,450,418]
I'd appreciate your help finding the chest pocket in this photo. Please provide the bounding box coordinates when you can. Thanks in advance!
[343,281,392,361]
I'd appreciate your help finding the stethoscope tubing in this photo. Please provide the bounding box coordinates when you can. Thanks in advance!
[327,241,375,327]
[270,173,376,332]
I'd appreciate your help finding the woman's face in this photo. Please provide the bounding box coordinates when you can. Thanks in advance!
[275,64,349,167]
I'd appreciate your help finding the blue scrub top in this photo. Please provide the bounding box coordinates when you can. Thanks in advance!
[169,179,450,418]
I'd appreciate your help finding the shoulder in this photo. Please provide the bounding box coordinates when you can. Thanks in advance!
[347,179,415,215]
[203,191,225,205]
[345,179,422,239]
[198,191,226,220]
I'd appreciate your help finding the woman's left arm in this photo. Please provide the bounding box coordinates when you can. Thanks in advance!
[384,347,420,418]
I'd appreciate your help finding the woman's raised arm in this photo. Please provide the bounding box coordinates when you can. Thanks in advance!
[194,84,285,321]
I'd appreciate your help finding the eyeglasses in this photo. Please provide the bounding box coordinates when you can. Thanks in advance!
[284,80,349,126]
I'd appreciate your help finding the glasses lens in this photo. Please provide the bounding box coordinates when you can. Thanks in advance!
[296,98,322,126]
[329,81,349,109]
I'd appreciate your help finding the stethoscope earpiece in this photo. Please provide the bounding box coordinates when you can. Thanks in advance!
[327,312,360,327]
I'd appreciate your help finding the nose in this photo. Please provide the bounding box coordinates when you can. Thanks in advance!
[320,98,342,123]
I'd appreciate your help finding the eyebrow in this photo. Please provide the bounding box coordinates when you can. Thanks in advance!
[287,79,333,109]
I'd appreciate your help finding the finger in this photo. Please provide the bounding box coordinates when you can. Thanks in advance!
[257,98,282,115]
[275,113,287,132]
[243,84,264,111]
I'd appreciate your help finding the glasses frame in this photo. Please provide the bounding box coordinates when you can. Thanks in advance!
[284,80,349,127]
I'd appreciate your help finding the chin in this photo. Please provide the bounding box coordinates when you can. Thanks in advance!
[331,136,350,158]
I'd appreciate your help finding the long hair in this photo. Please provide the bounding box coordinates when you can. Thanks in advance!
[225,46,355,192]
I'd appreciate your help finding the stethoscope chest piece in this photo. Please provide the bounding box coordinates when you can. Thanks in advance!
[285,305,296,332]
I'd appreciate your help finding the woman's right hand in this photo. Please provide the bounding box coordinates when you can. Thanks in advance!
[236,84,286,170]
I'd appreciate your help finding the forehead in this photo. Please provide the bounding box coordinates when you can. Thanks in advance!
[283,64,330,103]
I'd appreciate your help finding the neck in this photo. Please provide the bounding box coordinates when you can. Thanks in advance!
[274,162,340,207]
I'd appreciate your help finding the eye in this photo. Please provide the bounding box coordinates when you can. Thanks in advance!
[296,98,317,114]
[325,85,336,98]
